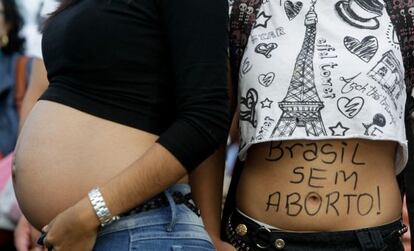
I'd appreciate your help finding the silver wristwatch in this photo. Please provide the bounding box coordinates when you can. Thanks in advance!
[88,187,120,227]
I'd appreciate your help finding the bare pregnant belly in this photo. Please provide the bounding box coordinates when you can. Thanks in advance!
[13,101,187,230]
[236,139,402,231]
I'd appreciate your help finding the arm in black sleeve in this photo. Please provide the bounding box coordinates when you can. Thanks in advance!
[155,0,230,172]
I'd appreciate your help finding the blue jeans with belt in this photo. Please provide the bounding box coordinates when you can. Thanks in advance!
[92,184,215,251]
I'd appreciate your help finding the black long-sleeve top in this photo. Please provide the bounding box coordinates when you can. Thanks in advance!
[40,0,230,172]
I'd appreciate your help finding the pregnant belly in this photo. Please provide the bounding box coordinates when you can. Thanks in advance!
[13,101,159,230]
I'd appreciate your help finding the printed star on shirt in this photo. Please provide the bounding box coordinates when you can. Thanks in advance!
[254,12,272,29]
[329,122,349,136]
[260,98,273,108]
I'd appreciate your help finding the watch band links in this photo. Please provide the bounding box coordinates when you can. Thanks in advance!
[88,187,120,227]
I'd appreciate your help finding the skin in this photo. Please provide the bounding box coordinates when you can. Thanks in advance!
[14,59,48,251]
[191,130,236,250]
[14,215,46,251]
[225,8,402,234]
[11,0,231,244]
[13,58,233,250]
[11,0,233,248]
[191,60,236,251]
[12,79,184,249]
[236,139,402,231]
[14,100,231,251]
[1,2,44,250]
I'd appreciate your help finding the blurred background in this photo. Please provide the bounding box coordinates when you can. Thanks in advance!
[18,0,59,58]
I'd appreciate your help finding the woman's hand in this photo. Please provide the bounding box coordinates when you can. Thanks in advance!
[14,215,46,251]
[41,198,100,251]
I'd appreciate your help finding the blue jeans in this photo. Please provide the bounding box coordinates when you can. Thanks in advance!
[92,184,215,251]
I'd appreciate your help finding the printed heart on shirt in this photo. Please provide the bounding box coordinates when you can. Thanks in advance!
[258,72,275,87]
[337,96,365,119]
[255,43,278,58]
[344,36,378,63]
[284,1,303,21]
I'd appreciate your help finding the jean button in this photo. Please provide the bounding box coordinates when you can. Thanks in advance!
[274,238,285,249]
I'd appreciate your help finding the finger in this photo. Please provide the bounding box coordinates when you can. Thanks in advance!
[29,247,44,251]
[15,235,30,251]
[30,228,43,248]
[14,227,31,251]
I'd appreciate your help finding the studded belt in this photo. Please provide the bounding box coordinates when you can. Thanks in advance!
[226,210,407,251]
[226,210,285,251]
[121,192,200,217]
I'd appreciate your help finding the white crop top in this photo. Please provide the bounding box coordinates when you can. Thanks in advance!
[238,0,408,174]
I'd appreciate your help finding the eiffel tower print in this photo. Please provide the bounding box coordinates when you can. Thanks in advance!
[271,0,327,137]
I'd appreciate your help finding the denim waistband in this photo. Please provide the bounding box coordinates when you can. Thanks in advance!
[97,184,202,237]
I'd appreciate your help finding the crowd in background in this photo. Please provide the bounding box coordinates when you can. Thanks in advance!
[0,1,57,250]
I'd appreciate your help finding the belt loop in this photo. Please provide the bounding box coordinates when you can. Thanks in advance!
[356,229,385,251]
[164,187,177,232]
[369,230,385,250]
[356,230,371,251]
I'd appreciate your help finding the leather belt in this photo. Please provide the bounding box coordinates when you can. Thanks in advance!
[121,191,200,217]
[226,210,407,251]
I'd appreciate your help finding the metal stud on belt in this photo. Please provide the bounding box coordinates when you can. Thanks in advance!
[274,238,285,249]
[236,224,248,236]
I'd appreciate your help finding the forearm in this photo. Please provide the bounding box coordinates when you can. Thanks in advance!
[191,62,236,240]
[190,145,226,239]
[74,143,188,229]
